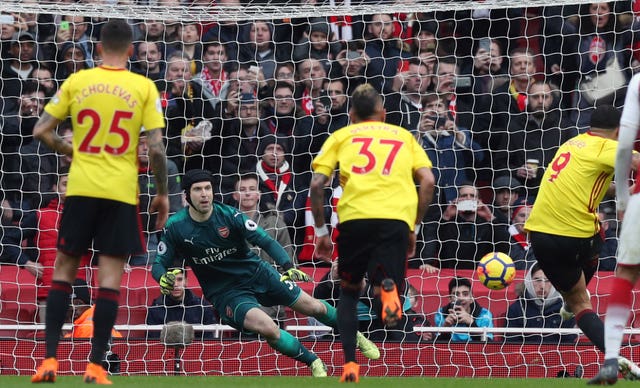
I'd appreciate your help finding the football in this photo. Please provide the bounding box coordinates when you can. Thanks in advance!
[476,252,516,290]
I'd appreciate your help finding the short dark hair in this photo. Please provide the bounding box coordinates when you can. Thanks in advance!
[100,19,133,53]
[236,172,259,187]
[448,277,472,294]
[590,105,621,130]
[350,84,382,121]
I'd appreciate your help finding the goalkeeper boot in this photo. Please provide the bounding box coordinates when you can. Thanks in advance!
[340,361,360,383]
[587,358,618,385]
[618,356,640,380]
[32,357,58,383]
[309,358,327,377]
[380,278,401,327]
[83,362,112,385]
[355,332,380,360]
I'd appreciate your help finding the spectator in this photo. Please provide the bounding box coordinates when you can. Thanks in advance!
[295,57,326,116]
[238,20,282,81]
[460,37,507,96]
[264,81,307,142]
[508,204,535,270]
[173,22,203,74]
[434,277,494,342]
[131,41,166,81]
[54,42,90,83]
[384,58,428,132]
[194,41,228,109]
[5,31,38,81]
[312,260,427,342]
[487,47,537,178]
[130,133,183,266]
[47,15,94,68]
[273,62,296,88]
[322,77,350,133]
[0,191,38,276]
[0,13,19,58]
[147,268,217,339]
[292,17,341,66]
[491,175,523,226]
[217,92,271,197]
[255,134,297,218]
[16,79,45,143]
[162,51,216,173]
[233,173,296,325]
[332,46,368,96]
[20,120,72,209]
[29,65,57,97]
[417,93,483,204]
[503,81,578,196]
[420,183,510,270]
[24,167,91,323]
[363,13,409,93]
[505,262,577,344]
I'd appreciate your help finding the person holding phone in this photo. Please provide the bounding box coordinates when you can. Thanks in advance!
[434,277,494,342]
[416,93,484,204]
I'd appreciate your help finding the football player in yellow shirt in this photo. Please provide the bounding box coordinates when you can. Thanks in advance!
[310,83,435,382]
[31,19,168,385]
[525,105,640,381]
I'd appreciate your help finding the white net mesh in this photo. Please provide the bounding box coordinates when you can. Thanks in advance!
[0,0,638,378]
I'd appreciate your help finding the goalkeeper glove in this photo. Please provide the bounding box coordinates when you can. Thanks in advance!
[159,269,182,295]
[280,268,311,283]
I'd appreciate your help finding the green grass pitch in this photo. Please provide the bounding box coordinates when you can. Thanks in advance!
[2,376,639,387]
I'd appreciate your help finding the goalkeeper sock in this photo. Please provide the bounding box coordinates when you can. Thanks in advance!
[89,288,120,364]
[267,329,316,365]
[314,300,338,328]
[604,277,634,360]
[576,308,605,353]
[338,287,359,363]
[45,281,72,358]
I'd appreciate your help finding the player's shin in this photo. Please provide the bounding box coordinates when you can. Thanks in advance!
[90,288,120,364]
[338,287,360,363]
[44,281,73,358]
[313,299,338,327]
[604,277,634,360]
[267,329,317,365]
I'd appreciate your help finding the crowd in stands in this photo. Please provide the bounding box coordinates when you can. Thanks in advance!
[0,2,636,342]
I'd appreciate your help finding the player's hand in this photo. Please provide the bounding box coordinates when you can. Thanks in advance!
[159,269,182,295]
[314,235,333,263]
[280,268,311,283]
[150,194,169,231]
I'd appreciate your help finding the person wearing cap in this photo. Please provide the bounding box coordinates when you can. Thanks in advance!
[255,134,296,217]
[152,169,380,376]
[292,17,341,66]
[525,105,640,383]
[491,175,523,226]
[5,31,37,81]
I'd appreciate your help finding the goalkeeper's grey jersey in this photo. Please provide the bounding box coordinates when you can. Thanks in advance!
[152,202,291,300]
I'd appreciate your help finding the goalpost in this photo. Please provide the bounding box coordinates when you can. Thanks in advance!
[0,0,638,378]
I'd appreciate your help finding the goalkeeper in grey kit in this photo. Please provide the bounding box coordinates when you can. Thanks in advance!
[152,169,380,376]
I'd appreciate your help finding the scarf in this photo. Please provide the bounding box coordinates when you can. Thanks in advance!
[509,81,528,112]
[298,186,342,262]
[200,67,226,97]
[256,160,291,209]
[508,224,529,251]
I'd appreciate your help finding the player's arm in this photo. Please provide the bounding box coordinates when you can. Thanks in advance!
[309,172,332,262]
[414,166,435,227]
[33,112,71,156]
[146,127,169,230]
[151,228,177,282]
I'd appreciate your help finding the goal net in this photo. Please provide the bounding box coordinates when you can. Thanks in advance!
[0,0,639,378]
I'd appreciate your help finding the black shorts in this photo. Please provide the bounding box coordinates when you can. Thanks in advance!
[529,231,602,293]
[58,196,144,257]
[336,219,409,291]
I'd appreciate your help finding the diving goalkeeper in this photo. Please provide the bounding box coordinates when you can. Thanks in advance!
[151,169,380,376]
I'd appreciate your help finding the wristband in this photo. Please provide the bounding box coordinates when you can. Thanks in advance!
[315,225,329,237]
[414,224,421,235]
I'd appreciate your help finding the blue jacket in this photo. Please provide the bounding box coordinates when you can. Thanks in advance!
[147,289,218,339]
[434,301,494,342]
